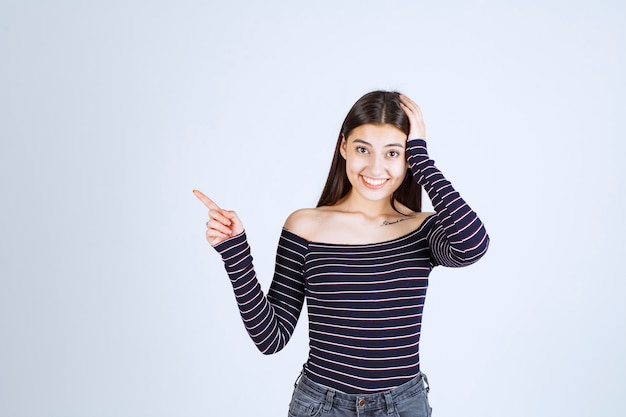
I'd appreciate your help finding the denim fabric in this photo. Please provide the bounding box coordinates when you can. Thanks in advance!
[287,372,432,417]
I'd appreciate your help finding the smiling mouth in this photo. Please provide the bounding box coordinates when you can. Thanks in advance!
[361,175,389,188]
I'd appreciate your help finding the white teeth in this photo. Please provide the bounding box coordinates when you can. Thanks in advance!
[363,176,387,186]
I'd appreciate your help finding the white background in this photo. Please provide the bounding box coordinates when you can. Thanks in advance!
[1,1,625,416]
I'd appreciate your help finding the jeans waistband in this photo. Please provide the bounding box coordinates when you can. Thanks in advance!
[293,372,430,413]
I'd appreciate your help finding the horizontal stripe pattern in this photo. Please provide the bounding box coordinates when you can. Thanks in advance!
[407,139,490,267]
[301,225,431,392]
[214,138,489,393]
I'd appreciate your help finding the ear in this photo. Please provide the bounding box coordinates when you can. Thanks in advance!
[339,134,347,159]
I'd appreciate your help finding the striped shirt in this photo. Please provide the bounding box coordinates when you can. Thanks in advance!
[214,139,489,393]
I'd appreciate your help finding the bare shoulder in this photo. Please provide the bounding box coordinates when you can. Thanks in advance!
[284,206,437,244]
[284,208,326,240]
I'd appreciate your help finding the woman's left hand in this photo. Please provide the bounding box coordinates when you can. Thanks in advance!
[399,94,426,140]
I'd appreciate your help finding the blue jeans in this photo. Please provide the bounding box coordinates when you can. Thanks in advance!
[287,372,433,417]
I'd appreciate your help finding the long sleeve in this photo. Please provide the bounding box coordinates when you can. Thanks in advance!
[406,139,490,267]
[213,229,308,354]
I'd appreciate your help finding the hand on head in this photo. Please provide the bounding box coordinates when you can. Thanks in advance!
[193,190,244,246]
[399,94,426,140]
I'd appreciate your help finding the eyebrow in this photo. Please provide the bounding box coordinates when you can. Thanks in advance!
[352,138,405,148]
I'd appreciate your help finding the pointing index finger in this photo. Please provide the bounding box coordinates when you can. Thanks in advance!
[192,189,221,210]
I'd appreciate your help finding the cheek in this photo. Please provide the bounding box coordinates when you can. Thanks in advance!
[345,156,365,174]
[392,160,408,177]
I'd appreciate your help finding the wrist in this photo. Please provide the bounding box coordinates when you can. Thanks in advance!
[407,138,427,146]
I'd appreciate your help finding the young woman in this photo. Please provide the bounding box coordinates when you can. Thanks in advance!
[194,91,489,416]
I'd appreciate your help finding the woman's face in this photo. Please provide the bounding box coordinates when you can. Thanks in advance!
[340,123,408,203]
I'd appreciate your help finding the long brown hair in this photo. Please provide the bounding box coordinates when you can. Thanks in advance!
[316,91,422,212]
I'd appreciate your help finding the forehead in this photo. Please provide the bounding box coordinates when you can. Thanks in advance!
[347,124,406,145]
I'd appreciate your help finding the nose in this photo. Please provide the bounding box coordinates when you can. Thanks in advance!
[370,154,384,176]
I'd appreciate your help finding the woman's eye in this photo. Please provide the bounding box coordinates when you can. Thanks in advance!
[387,150,400,158]
[356,146,368,154]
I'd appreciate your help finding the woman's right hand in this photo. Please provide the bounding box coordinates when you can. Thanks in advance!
[193,190,244,246]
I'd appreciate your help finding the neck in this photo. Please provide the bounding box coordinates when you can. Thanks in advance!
[338,190,397,219]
